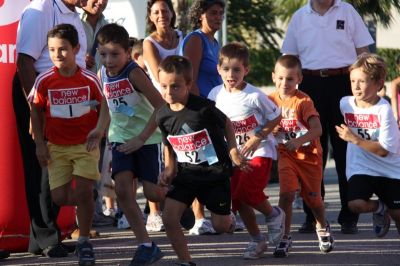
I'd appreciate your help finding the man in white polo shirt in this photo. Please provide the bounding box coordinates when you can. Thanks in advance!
[12,0,87,257]
[281,0,374,234]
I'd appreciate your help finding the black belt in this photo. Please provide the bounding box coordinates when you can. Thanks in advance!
[302,67,349,77]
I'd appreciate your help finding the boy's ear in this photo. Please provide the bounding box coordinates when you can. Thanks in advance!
[272,71,276,83]
[298,73,303,84]
[244,65,250,76]
[73,43,80,55]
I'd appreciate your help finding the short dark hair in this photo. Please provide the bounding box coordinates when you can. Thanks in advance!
[130,38,144,55]
[146,0,176,33]
[275,54,302,75]
[188,0,225,30]
[219,42,249,67]
[158,55,193,83]
[47,23,79,47]
[97,23,130,50]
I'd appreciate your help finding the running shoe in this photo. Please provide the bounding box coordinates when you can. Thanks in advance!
[243,240,267,259]
[373,201,390,238]
[189,219,216,235]
[316,222,334,253]
[129,242,164,266]
[273,235,292,258]
[265,206,285,245]
[146,213,165,232]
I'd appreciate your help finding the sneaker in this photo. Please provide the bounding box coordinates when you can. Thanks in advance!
[373,202,390,238]
[0,249,9,260]
[265,206,285,245]
[175,262,196,266]
[243,241,267,259]
[273,235,292,258]
[146,213,165,232]
[316,222,334,253]
[180,207,195,230]
[42,244,68,258]
[118,214,131,229]
[234,214,245,232]
[292,192,303,209]
[75,241,95,266]
[129,242,164,266]
[298,221,315,233]
[189,219,216,235]
[103,208,116,218]
[92,212,114,227]
[340,222,358,234]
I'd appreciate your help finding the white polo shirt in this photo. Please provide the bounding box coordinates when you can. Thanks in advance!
[281,0,374,70]
[16,0,87,74]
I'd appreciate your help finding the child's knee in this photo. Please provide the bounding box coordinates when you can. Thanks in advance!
[51,192,68,206]
[212,215,232,233]
[279,191,296,203]
[348,200,365,213]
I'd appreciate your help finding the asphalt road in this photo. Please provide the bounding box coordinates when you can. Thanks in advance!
[3,161,400,266]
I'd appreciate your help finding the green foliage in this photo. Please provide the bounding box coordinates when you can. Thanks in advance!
[246,48,281,86]
[377,48,400,81]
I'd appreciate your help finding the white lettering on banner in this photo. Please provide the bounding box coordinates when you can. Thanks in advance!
[0,43,16,63]
[276,118,310,145]
[231,114,259,147]
[104,79,141,112]
[345,113,380,129]
[48,86,91,119]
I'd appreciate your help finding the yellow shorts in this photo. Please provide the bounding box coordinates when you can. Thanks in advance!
[47,143,100,190]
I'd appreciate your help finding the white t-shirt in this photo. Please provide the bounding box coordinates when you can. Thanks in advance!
[144,30,183,92]
[16,0,87,74]
[281,0,374,69]
[340,96,400,180]
[208,83,281,160]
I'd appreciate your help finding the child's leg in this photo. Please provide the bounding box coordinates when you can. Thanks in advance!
[114,171,150,244]
[162,198,190,262]
[210,212,234,233]
[348,199,379,214]
[142,180,167,202]
[389,209,400,233]
[73,176,95,238]
[279,191,295,235]
[237,202,260,236]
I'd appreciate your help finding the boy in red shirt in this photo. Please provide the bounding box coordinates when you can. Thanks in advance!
[29,24,108,266]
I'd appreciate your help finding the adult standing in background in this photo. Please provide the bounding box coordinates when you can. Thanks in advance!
[13,0,87,257]
[281,0,374,234]
[179,0,226,236]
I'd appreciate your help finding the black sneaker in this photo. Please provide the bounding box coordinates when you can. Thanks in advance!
[340,222,358,234]
[42,244,68,258]
[180,207,195,230]
[175,262,196,266]
[75,241,95,266]
[273,235,292,258]
[61,242,76,253]
[129,242,164,266]
[298,221,315,233]
[0,249,10,260]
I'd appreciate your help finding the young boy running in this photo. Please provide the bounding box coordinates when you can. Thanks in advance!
[208,42,285,259]
[336,53,400,238]
[156,55,247,266]
[96,23,166,265]
[29,24,108,266]
[269,55,334,257]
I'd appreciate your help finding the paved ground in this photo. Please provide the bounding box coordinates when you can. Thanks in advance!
[3,160,400,265]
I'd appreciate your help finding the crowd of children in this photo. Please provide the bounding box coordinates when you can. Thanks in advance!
[14,0,400,266]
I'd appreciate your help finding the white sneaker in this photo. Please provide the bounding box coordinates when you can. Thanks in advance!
[243,240,267,259]
[292,192,303,209]
[265,206,285,245]
[117,214,130,229]
[146,213,165,232]
[189,219,216,235]
[103,208,116,218]
[233,213,245,231]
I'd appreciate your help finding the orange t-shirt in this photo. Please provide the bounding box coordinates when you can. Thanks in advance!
[29,67,103,145]
[269,90,322,164]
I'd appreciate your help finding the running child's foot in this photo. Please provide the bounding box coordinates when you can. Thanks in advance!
[189,218,216,235]
[273,235,292,258]
[175,262,196,266]
[373,201,390,238]
[75,241,95,266]
[129,242,164,266]
[146,212,165,232]
[316,222,334,253]
[243,240,267,259]
[265,206,285,245]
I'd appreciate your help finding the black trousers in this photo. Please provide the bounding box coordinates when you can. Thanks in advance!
[299,73,359,225]
[12,73,60,253]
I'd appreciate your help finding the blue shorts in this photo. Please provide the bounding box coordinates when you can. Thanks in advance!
[111,143,163,184]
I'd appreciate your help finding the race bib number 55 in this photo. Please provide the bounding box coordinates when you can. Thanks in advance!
[167,129,218,165]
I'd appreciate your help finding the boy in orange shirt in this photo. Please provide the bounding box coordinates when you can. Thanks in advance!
[269,55,334,257]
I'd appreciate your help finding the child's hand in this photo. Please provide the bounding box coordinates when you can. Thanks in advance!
[117,136,145,154]
[158,167,175,187]
[240,135,262,157]
[272,125,281,136]
[35,143,50,167]
[230,148,251,172]
[336,124,358,143]
[285,138,302,151]
[86,129,102,152]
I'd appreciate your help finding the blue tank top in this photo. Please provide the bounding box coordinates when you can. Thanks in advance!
[180,29,222,97]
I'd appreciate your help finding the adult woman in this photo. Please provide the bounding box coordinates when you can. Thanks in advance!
[143,0,183,92]
[180,0,225,97]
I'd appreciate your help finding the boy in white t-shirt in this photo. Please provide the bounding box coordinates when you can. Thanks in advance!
[208,42,285,260]
[336,53,400,238]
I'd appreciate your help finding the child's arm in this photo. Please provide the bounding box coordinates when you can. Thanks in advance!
[285,115,322,151]
[86,97,110,151]
[241,114,282,157]
[117,68,165,154]
[336,124,388,157]
[390,77,400,126]
[225,118,249,170]
[159,144,177,187]
[30,104,49,167]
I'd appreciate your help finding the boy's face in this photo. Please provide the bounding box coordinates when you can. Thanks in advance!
[350,67,382,104]
[272,64,302,97]
[217,58,248,90]
[159,71,190,105]
[98,42,131,76]
[132,52,146,70]
[48,37,79,71]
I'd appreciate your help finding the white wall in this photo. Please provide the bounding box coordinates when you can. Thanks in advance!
[376,9,400,49]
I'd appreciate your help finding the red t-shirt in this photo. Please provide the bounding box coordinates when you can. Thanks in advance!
[29,66,103,145]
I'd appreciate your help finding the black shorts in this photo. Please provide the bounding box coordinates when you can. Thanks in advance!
[166,177,231,215]
[348,174,400,209]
